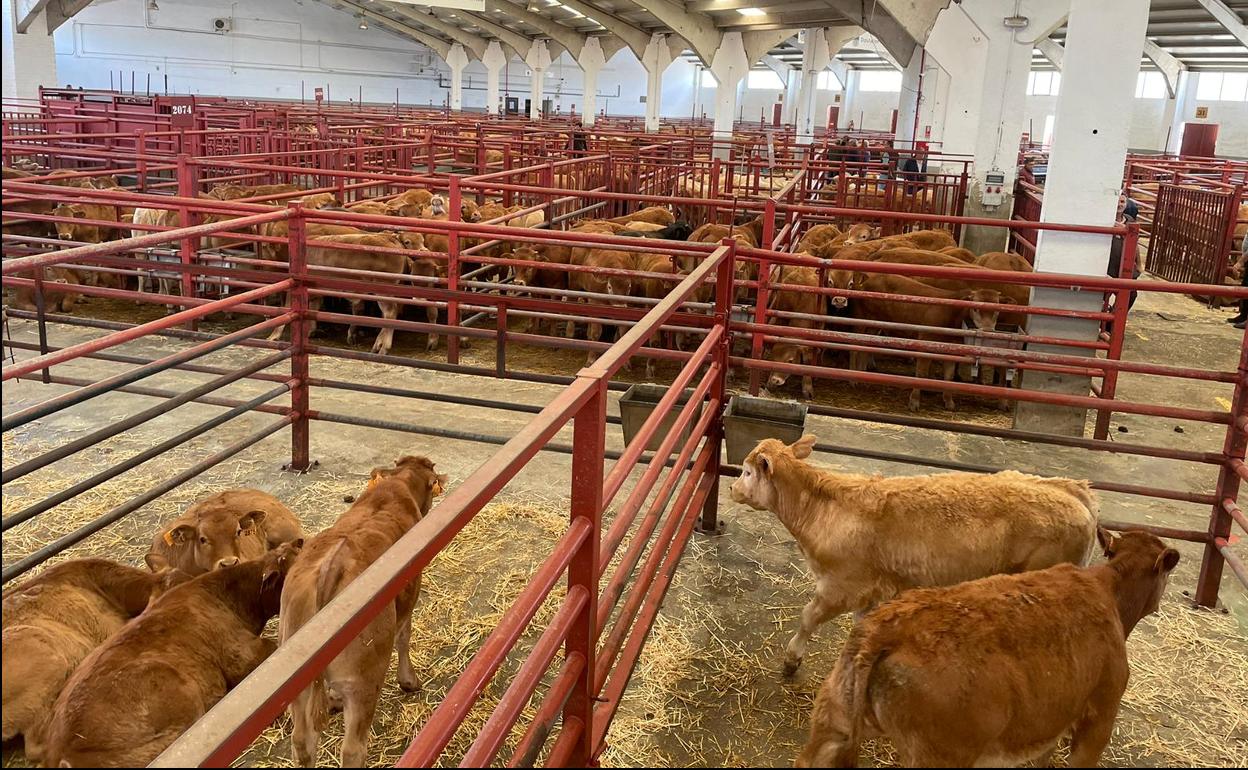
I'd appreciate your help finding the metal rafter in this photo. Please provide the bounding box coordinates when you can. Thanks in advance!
[384,3,502,59]
[483,0,592,57]
[1193,0,1248,47]
[625,0,722,62]
[323,0,454,58]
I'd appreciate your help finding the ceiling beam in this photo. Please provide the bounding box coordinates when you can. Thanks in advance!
[323,0,453,58]
[688,0,790,10]
[845,33,901,70]
[16,0,53,33]
[1143,38,1186,98]
[1192,0,1248,48]
[483,0,590,58]
[1035,37,1064,69]
[717,13,856,31]
[45,0,92,33]
[626,0,722,63]
[825,0,918,66]
[385,3,497,59]
[456,6,547,58]
[554,0,652,58]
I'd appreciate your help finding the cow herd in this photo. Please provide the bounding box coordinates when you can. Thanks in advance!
[2,433,1180,768]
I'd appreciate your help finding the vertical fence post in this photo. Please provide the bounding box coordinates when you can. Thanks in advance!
[749,200,776,395]
[447,177,462,365]
[565,378,606,766]
[700,244,735,534]
[33,267,51,385]
[286,205,311,473]
[1094,222,1137,440]
[176,153,199,330]
[1195,332,1248,607]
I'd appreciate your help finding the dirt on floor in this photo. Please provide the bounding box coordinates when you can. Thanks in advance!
[2,284,1247,768]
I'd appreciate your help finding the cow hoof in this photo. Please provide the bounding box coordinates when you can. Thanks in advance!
[426,339,438,353]
[782,658,802,677]
[943,398,956,410]
[802,387,814,400]
[398,675,421,693]
[908,396,921,411]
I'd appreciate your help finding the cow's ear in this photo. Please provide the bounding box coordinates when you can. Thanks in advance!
[261,565,282,596]
[790,434,817,459]
[238,509,266,531]
[145,552,170,572]
[1000,296,1016,305]
[1157,548,1180,573]
[166,524,197,546]
[291,537,305,551]
[1097,527,1118,557]
[430,473,448,496]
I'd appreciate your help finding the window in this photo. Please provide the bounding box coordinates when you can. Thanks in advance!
[1196,72,1248,101]
[1135,71,1167,99]
[1026,71,1061,96]
[700,70,718,88]
[816,71,842,90]
[858,70,902,92]
[747,69,784,90]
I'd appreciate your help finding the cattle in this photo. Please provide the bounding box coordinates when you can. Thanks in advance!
[795,224,843,253]
[206,182,302,201]
[763,264,825,399]
[146,488,304,576]
[389,188,433,211]
[282,456,446,768]
[688,215,766,249]
[52,202,120,247]
[346,200,421,219]
[620,221,693,240]
[609,205,675,227]
[2,559,180,761]
[939,246,978,262]
[728,435,1099,675]
[267,231,414,355]
[852,271,1012,410]
[11,267,82,313]
[631,252,681,378]
[798,530,1178,768]
[40,543,302,768]
[567,247,637,361]
[840,223,879,245]
[393,231,443,351]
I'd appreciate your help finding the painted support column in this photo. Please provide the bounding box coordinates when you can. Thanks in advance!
[2,0,58,100]
[895,43,923,148]
[709,32,750,160]
[482,41,507,116]
[1013,0,1149,436]
[577,36,606,127]
[794,28,830,145]
[1164,70,1194,153]
[836,69,860,130]
[783,68,800,124]
[446,43,469,112]
[642,33,676,132]
[525,41,552,121]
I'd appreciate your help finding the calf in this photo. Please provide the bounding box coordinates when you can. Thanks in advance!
[146,489,304,576]
[795,224,844,253]
[282,456,446,767]
[798,530,1178,768]
[40,543,302,768]
[12,267,82,313]
[853,272,1011,410]
[567,247,637,361]
[763,265,825,399]
[609,205,676,227]
[620,221,694,241]
[2,559,179,762]
[729,435,1098,674]
[631,252,681,378]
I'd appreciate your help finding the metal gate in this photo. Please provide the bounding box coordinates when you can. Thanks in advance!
[1146,183,1237,285]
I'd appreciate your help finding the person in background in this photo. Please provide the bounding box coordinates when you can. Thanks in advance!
[900,154,923,195]
[1229,236,1248,330]
[1107,192,1142,314]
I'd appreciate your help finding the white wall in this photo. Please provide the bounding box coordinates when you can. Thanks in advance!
[3,0,58,100]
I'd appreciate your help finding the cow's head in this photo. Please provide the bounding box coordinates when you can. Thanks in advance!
[825,269,852,310]
[766,343,818,391]
[427,196,448,218]
[397,231,426,254]
[1096,528,1180,634]
[509,245,544,287]
[259,539,304,616]
[52,204,86,240]
[961,288,1012,331]
[666,221,694,241]
[150,507,271,575]
[842,223,880,245]
[368,455,448,515]
[729,435,816,511]
[460,200,481,223]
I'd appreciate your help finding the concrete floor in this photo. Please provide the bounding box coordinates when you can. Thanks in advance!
[2,284,1246,767]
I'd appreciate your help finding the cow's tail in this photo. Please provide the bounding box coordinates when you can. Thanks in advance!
[293,539,351,732]
[314,539,350,610]
[829,635,887,768]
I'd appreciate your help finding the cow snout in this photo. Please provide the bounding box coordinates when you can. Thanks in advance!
[832,296,848,309]
[768,373,787,388]
[215,556,240,569]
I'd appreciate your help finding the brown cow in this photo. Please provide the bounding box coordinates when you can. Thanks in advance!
[728,435,1098,675]
[853,271,1012,410]
[12,267,82,313]
[609,205,676,227]
[40,543,302,768]
[631,252,681,378]
[939,246,978,262]
[798,530,1178,768]
[566,247,637,361]
[146,489,304,576]
[207,182,302,201]
[2,559,182,761]
[763,264,825,399]
[795,224,843,253]
[282,456,446,768]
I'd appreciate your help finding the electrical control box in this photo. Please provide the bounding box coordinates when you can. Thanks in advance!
[981,170,1007,207]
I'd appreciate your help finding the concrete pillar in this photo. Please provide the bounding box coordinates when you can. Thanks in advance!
[1164,70,1194,153]
[446,43,469,112]
[794,28,830,145]
[577,36,606,127]
[1013,0,1149,436]
[782,67,800,125]
[837,69,860,130]
[895,43,923,148]
[2,0,58,101]
[926,0,1072,253]
[482,41,506,116]
[525,41,552,121]
[709,32,749,160]
[642,33,675,132]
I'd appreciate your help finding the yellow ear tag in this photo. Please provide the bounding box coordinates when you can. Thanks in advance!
[163,530,175,546]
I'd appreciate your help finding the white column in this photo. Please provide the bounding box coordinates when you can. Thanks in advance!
[525,41,552,121]
[1015,0,1149,436]
[2,0,58,100]
[642,33,675,132]
[794,28,830,145]
[782,68,800,124]
[446,43,469,112]
[895,43,923,148]
[577,37,606,127]
[709,31,749,159]
[482,41,506,116]
[1164,70,1194,153]
[837,69,859,130]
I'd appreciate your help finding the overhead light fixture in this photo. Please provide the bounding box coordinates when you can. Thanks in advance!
[148,0,159,9]
[359,15,368,28]
[738,7,766,16]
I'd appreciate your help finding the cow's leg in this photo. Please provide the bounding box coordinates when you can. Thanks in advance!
[910,356,932,411]
[289,688,322,766]
[267,293,290,341]
[1066,691,1123,768]
[393,579,422,692]
[800,346,817,400]
[426,302,439,352]
[796,669,859,768]
[585,317,602,365]
[784,582,852,675]
[339,679,382,768]
[305,295,323,340]
[372,300,399,355]
[941,359,958,410]
[345,298,366,345]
